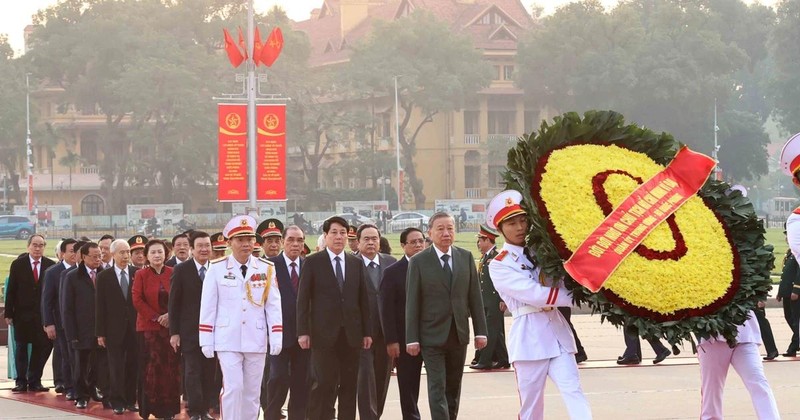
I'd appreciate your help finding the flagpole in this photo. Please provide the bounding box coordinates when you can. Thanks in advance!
[247,0,258,215]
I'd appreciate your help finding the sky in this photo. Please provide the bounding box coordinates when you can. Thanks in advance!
[0,0,780,57]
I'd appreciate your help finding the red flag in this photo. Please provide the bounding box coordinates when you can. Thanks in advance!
[223,28,244,68]
[253,26,263,67]
[238,27,249,60]
[260,27,284,67]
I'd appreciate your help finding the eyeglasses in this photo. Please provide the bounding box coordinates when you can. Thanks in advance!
[406,239,426,245]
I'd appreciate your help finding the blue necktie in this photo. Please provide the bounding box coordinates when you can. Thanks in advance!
[334,256,344,291]
[199,266,206,282]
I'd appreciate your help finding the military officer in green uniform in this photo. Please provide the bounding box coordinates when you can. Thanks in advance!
[470,224,510,370]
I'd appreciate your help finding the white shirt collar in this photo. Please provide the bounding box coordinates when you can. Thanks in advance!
[29,255,41,266]
[85,265,97,276]
[283,252,300,268]
[194,258,209,271]
[63,260,73,269]
[326,247,346,262]
[361,253,380,267]
[433,246,452,260]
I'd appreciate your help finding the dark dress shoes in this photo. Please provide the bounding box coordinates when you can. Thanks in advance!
[66,391,77,401]
[491,361,511,369]
[126,404,139,412]
[616,356,641,365]
[653,349,671,364]
[29,384,49,392]
[113,407,125,415]
[671,345,681,356]
[469,363,494,370]
[11,385,27,393]
[54,385,65,394]
[575,352,588,364]
[76,400,88,409]
[201,413,216,420]
[781,351,796,358]
[764,351,780,360]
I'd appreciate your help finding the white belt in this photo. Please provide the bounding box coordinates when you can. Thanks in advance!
[511,305,555,319]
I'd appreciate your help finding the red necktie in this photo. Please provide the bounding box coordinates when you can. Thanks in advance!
[290,261,299,293]
[32,260,39,284]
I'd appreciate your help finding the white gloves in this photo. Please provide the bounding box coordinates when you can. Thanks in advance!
[269,344,282,356]
[201,345,214,359]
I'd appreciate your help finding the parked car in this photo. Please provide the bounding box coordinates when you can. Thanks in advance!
[0,215,36,240]
[388,212,430,232]
[311,213,376,234]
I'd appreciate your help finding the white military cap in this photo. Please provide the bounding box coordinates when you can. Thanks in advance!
[779,132,800,177]
[485,190,526,230]
[223,215,257,239]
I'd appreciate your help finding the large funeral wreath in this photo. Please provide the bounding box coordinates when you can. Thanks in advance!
[502,110,773,345]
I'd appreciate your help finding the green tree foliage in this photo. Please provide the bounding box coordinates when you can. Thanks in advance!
[0,35,28,204]
[517,0,772,181]
[770,0,800,135]
[344,11,492,208]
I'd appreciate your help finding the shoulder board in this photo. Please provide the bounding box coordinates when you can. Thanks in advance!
[794,207,800,215]
[211,256,227,264]
[258,256,275,265]
[495,250,508,261]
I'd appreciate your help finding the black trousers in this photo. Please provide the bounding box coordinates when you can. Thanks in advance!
[14,329,53,387]
[106,328,138,408]
[755,307,778,355]
[622,324,668,359]
[396,343,423,420]
[183,347,218,416]
[558,307,586,356]
[72,347,97,402]
[55,326,74,392]
[782,298,800,352]
[357,329,392,420]
[52,335,62,386]
[420,320,467,420]
[307,328,360,420]
[477,305,508,366]
[267,345,311,420]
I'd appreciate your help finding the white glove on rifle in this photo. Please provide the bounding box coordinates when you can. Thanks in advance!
[201,345,214,359]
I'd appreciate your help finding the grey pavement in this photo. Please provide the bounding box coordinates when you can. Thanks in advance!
[2,307,800,418]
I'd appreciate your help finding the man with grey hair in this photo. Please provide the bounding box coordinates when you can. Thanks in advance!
[95,239,139,414]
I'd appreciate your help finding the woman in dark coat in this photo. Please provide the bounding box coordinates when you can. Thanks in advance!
[132,239,180,419]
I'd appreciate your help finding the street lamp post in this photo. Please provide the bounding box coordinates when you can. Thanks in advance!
[393,75,402,212]
[26,73,34,213]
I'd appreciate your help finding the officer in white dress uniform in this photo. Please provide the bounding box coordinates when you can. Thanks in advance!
[486,190,592,420]
[780,132,800,258]
[199,215,283,420]
[697,311,780,419]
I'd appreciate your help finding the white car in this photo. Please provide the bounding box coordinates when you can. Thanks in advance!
[311,213,376,234]
[388,212,430,232]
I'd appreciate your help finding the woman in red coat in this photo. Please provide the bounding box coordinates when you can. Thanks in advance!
[132,239,180,419]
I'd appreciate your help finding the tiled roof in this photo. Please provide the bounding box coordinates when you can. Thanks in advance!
[292,0,533,67]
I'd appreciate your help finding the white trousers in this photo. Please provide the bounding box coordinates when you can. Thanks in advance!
[217,351,266,420]
[697,341,780,420]
[513,351,592,420]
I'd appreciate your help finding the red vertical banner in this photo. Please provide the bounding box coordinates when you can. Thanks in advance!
[256,104,287,201]
[218,104,248,201]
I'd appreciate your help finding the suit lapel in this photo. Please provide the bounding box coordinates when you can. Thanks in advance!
[425,247,450,290]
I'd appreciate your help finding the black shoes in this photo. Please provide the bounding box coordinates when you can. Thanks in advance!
[469,363,494,370]
[29,384,49,392]
[616,355,641,365]
[126,404,140,412]
[575,352,588,364]
[764,351,780,360]
[782,351,796,357]
[492,361,511,369]
[11,385,27,393]
[113,407,125,415]
[76,400,88,409]
[65,391,77,401]
[653,349,671,364]
[54,385,65,394]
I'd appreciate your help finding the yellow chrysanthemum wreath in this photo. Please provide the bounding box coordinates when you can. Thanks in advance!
[503,111,773,345]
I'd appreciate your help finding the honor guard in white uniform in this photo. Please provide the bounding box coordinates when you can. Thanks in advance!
[697,311,780,419]
[486,190,592,420]
[780,132,800,258]
[199,215,283,420]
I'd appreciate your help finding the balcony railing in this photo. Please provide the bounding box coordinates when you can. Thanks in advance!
[465,188,482,199]
[487,134,518,143]
[80,165,99,174]
[464,134,480,145]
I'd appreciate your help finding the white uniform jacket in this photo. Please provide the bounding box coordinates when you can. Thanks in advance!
[787,209,800,258]
[488,243,575,363]
[698,310,762,347]
[198,255,282,353]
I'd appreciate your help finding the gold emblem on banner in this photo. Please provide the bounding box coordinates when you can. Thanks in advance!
[226,113,241,130]
[263,114,280,131]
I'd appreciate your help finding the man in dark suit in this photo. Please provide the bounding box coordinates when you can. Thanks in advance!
[406,212,487,420]
[380,227,425,420]
[62,242,103,409]
[96,239,139,414]
[297,216,372,420]
[471,225,509,370]
[355,224,396,420]
[169,231,217,420]
[41,238,79,395]
[57,240,86,401]
[265,225,310,420]
[98,234,114,270]
[5,234,56,393]
[166,232,191,267]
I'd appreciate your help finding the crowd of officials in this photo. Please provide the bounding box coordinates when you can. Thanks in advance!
[3,199,798,420]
